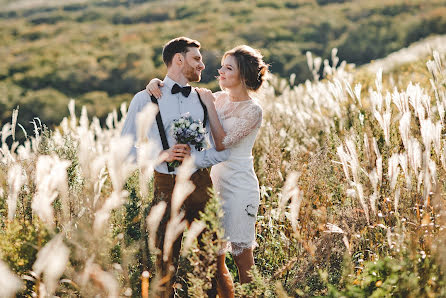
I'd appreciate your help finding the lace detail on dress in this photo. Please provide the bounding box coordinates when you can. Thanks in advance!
[211,91,262,255]
[219,241,258,256]
[214,93,263,148]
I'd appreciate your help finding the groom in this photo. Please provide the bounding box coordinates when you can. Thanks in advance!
[121,37,229,297]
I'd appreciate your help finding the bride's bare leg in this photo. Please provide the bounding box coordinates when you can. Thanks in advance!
[233,248,255,284]
[217,254,234,297]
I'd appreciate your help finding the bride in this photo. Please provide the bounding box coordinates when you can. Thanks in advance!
[147,45,268,297]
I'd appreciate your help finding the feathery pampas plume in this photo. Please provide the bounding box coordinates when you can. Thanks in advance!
[163,212,187,262]
[94,190,129,234]
[0,260,23,298]
[146,201,167,252]
[171,157,195,217]
[134,95,159,198]
[32,234,69,296]
[182,220,206,256]
[80,257,120,297]
[278,172,300,218]
[7,164,26,220]
[32,155,71,228]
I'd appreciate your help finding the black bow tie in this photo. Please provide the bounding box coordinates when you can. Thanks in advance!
[171,84,192,97]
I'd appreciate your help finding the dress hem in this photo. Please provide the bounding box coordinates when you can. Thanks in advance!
[218,240,258,256]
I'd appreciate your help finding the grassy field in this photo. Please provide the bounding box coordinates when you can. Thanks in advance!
[1,34,446,296]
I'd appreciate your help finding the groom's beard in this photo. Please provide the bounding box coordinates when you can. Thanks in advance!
[183,61,201,82]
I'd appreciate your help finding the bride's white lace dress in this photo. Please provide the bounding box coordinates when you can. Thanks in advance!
[210,92,263,256]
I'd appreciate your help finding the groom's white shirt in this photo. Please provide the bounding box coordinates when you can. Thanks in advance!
[121,75,230,174]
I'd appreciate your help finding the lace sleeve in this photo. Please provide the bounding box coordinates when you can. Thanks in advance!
[222,103,263,148]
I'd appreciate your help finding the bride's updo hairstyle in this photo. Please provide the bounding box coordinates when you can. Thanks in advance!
[223,45,269,91]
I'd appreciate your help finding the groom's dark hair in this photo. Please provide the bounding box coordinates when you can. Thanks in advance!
[162,37,201,67]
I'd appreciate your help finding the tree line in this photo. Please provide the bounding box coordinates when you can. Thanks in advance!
[0,0,445,138]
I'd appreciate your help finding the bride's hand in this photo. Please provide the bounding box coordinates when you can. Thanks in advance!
[196,88,215,107]
[146,78,164,99]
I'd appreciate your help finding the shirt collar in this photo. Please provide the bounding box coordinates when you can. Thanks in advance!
[163,75,191,89]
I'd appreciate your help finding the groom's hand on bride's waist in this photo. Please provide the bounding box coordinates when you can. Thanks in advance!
[160,144,191,162]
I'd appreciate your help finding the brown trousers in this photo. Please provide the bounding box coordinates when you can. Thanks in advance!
[152,168,217,297]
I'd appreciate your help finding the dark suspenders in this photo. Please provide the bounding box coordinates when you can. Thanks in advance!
[149,90,208,172]
[197,92,208,127]
[150,94,174,172]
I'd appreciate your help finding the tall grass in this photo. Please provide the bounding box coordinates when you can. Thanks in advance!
[1,45,446,296]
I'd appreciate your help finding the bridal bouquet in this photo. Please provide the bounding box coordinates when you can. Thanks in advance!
[168,112,207,168]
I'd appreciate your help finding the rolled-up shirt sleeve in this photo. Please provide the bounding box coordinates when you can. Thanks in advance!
[192,147,230,169]
[192,115,230,168]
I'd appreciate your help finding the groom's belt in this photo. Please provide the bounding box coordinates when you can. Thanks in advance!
[154,167,210,179]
